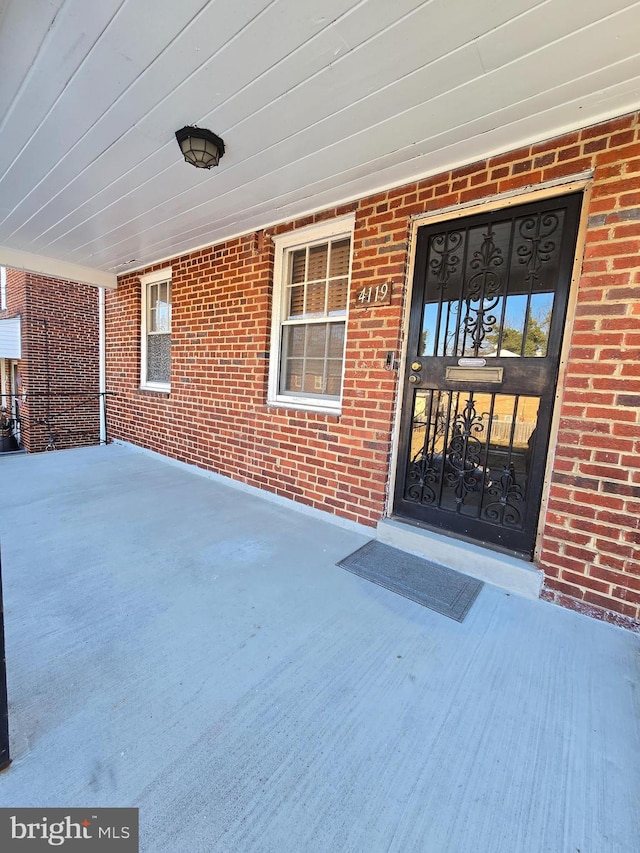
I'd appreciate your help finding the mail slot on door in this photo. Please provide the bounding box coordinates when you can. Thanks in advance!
[445,366,504,383]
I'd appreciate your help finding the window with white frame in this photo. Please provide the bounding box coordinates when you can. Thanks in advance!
[0,266,6,310]
[268,216,354,411]
[140,268,172,391]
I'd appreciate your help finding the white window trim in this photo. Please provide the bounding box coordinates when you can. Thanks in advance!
[268,215,355,413]
[0,266,6,311]
[140,267,172,392]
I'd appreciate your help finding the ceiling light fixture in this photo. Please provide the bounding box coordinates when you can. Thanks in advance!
[175,126,225,169]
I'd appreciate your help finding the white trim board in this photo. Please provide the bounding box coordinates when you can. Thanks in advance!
[0,247,117,290]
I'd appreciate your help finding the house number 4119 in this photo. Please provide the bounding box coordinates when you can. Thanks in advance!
[353,281,392,308]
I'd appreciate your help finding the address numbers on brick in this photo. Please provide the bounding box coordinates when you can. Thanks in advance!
[352,281,392,309]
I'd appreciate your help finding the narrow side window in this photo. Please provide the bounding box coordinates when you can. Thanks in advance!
[140,268,172,392]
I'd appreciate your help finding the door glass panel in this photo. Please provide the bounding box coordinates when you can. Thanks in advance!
[524,292,553,357]
[404,390,539,529]
[421,230,466,357]
[421,208,566,359]
[494,293,526,357]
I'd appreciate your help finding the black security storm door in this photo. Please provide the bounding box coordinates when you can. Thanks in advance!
[393,193,582,558]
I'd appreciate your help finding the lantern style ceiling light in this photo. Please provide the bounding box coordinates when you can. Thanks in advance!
[175,126,225,169]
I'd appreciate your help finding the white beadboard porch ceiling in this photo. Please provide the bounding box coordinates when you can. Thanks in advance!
[1,0,640,286]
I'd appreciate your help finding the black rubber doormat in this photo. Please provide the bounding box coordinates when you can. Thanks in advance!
[337,540,483,622]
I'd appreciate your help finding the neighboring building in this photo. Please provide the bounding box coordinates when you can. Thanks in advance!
[105,111,640,631]
[0,268,100,453]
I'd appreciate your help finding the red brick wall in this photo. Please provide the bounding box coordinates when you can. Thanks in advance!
[107,217,398,526]
[107,111,640,629]
[1,268,26,317]
[1,271,100,452]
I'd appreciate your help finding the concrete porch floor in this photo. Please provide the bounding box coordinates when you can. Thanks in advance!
[0,444,638,852]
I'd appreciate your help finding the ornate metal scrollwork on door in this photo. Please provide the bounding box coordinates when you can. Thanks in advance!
[397,194,582,555]
[517,212,559,286]
[405,392,444,505]
[406,448,439,505]
[404,388,538,530]
[445,395,486,506]
[429,231,463,288]
[483,463,525,527]
[463,224,504,355]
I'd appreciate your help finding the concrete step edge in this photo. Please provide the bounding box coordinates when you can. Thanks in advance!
[376,518,543,600]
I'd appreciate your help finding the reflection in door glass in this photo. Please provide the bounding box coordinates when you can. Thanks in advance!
[405,390,540,527]
[524,293,553,357]
[420,208,564,358]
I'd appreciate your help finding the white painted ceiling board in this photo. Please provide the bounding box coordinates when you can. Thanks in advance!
[0,0,639,278]
[0,0,242,233]
[43,43,485,259]
[0,1,124,174]
[28,0,563,258]
[222,69,640,223]
[0,0,210,235]
[64,17,640,266]
[200,0,428,138]
[69,75,638,267]
[89,60,640,269]
[2,0,374,246]
[132,0,359,143]
[8,13,424,253]
[0,0,632,230]
[0,0,64,118]
[1,128,163,248]
[478,0,640,72]
[20,13,640,262]
[59,53,484,261]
